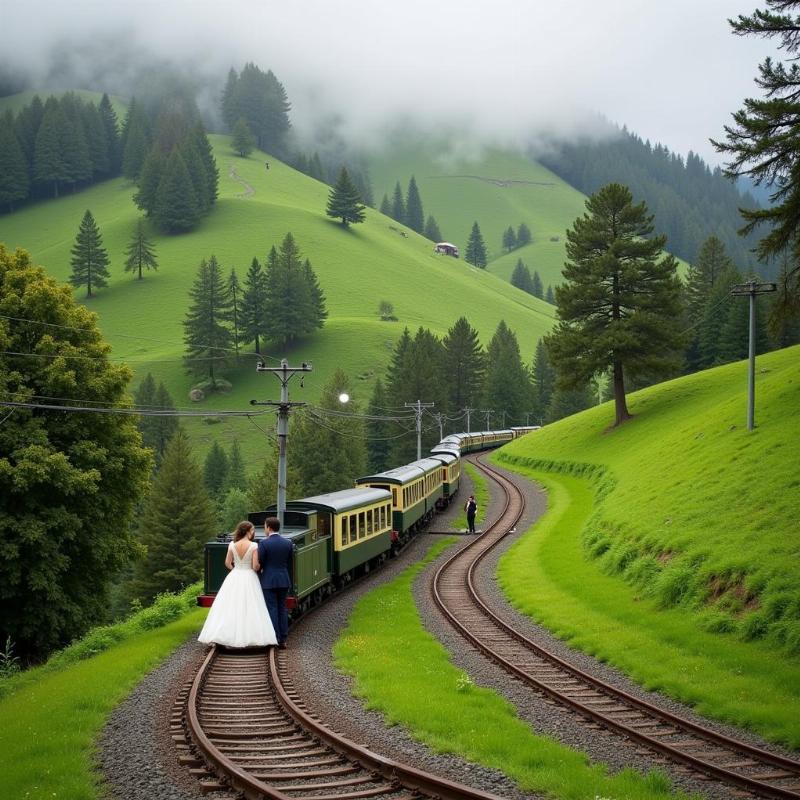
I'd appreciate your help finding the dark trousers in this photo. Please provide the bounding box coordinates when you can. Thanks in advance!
[467,513,476,533]
[265,587,289,643]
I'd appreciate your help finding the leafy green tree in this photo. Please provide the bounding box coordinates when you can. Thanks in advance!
[183,255,233,382]
[531,338,555,423]
[124,219,158,279]
[326,166,366,226]
[291,370,366,495]
[545,183,684,426]
[502,226,517,251]
[442,316,485,413]
[70,209,110,297]
[225,440,247,493]
[204,441,229,501]
[379,193,391,216]
[712,1,800,327]
[0,113,29,210]
[0,245,151,659]
[405,175,424,233]
[232,117,256,157]
[220,488,250,532]
[153,149,200,233]
[465,221,488,267]
[227,268,242,359]
[241,257,268,353]
[483,320,530,427]
[516,222,532,246]
[532,270,544,299]
[129,430,215,603]
[391,181,406,224]
[365,377,393,472]
[510,259,534,293]
[424,214,442,242]
[379,300,395,320]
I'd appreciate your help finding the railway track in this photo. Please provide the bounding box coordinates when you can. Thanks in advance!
[176,644,506,800]
[432,454,800,800]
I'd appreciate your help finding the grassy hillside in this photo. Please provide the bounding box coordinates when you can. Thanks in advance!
[369,142,587,289]
[0,134,554,460]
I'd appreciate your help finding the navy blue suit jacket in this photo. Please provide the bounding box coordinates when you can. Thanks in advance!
[258,533,293,590]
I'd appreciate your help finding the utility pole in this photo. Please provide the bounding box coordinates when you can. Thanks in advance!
[433,412,445,441]
[464,407,474,433]
[482,409,493,430]
[405,400,434,459]
[731,281,776,431]
[251,359,312,528]
[500,410,506,428]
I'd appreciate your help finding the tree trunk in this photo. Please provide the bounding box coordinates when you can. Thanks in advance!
[612,359,631,426]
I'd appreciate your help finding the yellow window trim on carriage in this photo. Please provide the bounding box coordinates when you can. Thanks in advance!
[335,501,393,551]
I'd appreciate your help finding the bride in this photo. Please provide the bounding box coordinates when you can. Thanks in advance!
[198,520,278,648]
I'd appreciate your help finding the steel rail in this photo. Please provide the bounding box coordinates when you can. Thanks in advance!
[432,454,800,800]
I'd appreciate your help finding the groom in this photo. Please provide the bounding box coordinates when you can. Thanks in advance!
[257,517,293,649]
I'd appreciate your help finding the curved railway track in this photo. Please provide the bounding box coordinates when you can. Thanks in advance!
[432,454,800,800]
[177,644,506,800]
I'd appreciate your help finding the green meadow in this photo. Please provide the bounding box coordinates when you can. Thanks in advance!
[493,345,800,746]
[0,134,555,460]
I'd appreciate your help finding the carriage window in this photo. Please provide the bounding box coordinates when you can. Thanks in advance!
[379,506,385,528]
[358,512,366,538]
[393,488,398,506]
[367,509,373,534]
[349,514,358,543]
[341,517,349,547]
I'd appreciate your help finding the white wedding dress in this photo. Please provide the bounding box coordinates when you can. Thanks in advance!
[198,541,278,647]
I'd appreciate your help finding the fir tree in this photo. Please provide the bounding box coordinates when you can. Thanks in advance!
[219,488,250,531]
[133,148,166,216]
[510,259,534,293]
[309,152,324,182]
[98,93,121,175]
[442,316,485,413]
[502,226,517,252]
[531,339,555,423]
[225,440,247,493]
[70,209,110,297]
[391,181,406,224]
[59,93,92,186]
[124,219,158,279]
[133,372,158,456]
[718,280,771,363]
[188,123,219,209]
[516,222,532,246]
[204,441,229,501]
[0,114,29,210]
[153,149,200,233]
[303,257,328,330]
[465,221,488,267]
[151,382,179,464]
[241,256,268,353]
[545,183,684,426]
[379,193,391,216]
[405,175,424,233]
[227,268,242,359]
[686,236,734,324]
[326,167,366,226]
[545,284,555,304]
[365,377,393,472]
[546,382,593,423]
[483,321,530,427]
[14,94,43,164]
[424,214,442,242]
[82,101,109,178]
[130,430,215,603]
[532,270,544,299]
[33,99,68,197]
[183,255,234,382]
[121,99,151,181]
[232,117,256,157]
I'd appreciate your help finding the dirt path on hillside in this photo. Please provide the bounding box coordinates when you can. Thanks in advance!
[428,173,555,188]
[228,162,255,198]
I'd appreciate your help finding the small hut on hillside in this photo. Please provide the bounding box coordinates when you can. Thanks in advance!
[434,242,459,257]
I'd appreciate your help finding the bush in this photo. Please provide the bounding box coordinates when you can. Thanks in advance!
[739,611,770,641]
[696,610,737,634]
[135,592,187,630]
[624,556,661,591]
[653,561,702,608]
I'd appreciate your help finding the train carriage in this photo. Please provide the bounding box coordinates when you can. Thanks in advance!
[428,450,460,506]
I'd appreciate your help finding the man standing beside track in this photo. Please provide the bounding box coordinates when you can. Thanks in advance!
[465,494,477,534]
[258,517,293,649]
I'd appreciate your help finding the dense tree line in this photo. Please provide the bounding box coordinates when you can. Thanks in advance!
[0,92,120,210]
[378,175,443,241]
[501,222,532,252]
[510,258,544,299]
[539,127,761,274]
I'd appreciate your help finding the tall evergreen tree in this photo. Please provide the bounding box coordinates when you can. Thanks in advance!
[204,441,230,501]
[70,209,110,297]
[0,113,29,210]
[225,440,247,493]
[365,377,394,473]
[510,259,534,293]
[133,147,166,216]
[424,214,442,242]
[151,382,179,465]
[232,117,256,157]
[227,268,242,359]
[188,123,219,209]
[502,226,517,251]
[33,99,68,197]
[153,149,200,233]
[98,93,121,175]
[303,257,328,330]
[718,280,771,363]
[483,320,530,427]
[14,94,43,164]
[531,339,555,423]
[130,430,215,603]
[59,93,92,187]
[442,316,485,414]
[545,285,555,304]
[81,101,109,178]
[133,372,158,457]
[241,256,268,353]
[686,235,734,323]
[698,268,740,368]
[545,183,684,426]
[124,219,158,279]
[183,255,234,382]
[309,152,324,182]
[121,99,151,181]
[391,180,406,224]
[531,270,544,299]
[326,166,366,226]
[516,222,532,246]
[379,193,391,216]
[405,175,424,233]
[546,382,593,423]
[465,221,488,267]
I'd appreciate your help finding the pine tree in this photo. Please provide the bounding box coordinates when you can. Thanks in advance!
[546,382,593,423]
[241,256,268,353]
[151,382,179,464]
[510,259,534,293]
[219,488,250,531]
[309,152,324,182]
[517,222,532,246]
[153,149,200,233]
[188,123,219,209]
[130,430,216,603]
[483,321,530,427]
[442,316,485,413]
[232,117,256,157]
[124,219,158,279]
[70,209,110,297]
[545,183,684,426]
[133,147,166,216]
[133,372,158,456]
[502,226,517,252]
[204,441,230,501]
[405,175,424,233]
[303,257,328,332]
[686,236,734,324]
[82,101,109,178]
[225,440,247,493]
[532,270,544,299]
[365,377,393,472]
[718,282,771,363]
[698,268,739,368]
[14,94,43,164]
[183,255,234,382]
[379,193,391,216]
[34,99,68,197]
[0,113,29,210]
[465,221,488,267]
[227,268,242,359]
[545,285,555,304]
[326,167,366,226]
[59,93,92,187]
[531,339,555,423]
[121,99,151,181]
[391,181,406,224]
[424,214,442,242]
[221,68,240,130]
[98,93,121,175]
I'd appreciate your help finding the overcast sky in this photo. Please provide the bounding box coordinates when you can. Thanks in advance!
[1,0,771,164]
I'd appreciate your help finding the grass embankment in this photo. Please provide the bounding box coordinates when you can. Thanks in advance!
[0,134,554,463]
[450,461,489,531]
[335,538,697,799]
[494,345,800,747]
[0,588,205,800]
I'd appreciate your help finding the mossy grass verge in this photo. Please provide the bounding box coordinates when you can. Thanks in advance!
[0,586,206,799]
[450,461,489,531]
[334,538,697,799]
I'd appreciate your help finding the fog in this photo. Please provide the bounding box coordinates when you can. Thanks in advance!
[0,0,771,163]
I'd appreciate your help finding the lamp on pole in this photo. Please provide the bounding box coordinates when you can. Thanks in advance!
[730,281,776,431]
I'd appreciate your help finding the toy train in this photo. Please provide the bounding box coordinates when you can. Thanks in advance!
[198,427,539,615]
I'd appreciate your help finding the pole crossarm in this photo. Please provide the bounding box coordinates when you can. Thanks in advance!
[405,400,435,460]
[730,282,777,296]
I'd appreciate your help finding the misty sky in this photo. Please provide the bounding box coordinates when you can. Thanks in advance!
[1,0,771,164]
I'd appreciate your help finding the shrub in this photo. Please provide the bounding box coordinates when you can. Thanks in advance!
[652,561,702,608]
[739,611,770,641]
[696,610,737,634]
[624,556,661,591]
